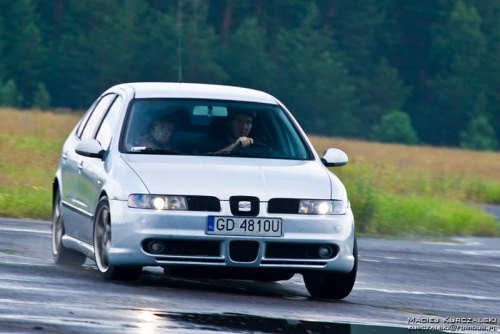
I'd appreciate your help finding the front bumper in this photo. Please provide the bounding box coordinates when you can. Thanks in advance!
[108,199,356,273]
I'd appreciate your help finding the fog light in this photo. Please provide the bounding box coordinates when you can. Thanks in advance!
[148,241,165,254]
[318,246,333,259]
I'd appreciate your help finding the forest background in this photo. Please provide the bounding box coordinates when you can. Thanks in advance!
[0,0,499,150]
[0,0,499,236]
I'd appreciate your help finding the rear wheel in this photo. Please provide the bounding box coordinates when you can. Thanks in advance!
[52,191,86,266]
[94,197,142,281]
[303,237,357,300]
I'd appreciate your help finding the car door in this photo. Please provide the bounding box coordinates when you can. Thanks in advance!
[60,100,97,217]
[64,94,116,243]
[77,95,124,244]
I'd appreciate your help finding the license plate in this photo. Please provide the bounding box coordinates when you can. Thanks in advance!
[207,216,282,237]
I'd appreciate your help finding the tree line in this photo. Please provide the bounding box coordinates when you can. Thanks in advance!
[0,0,498,150]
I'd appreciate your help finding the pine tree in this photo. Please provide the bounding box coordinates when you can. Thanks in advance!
[136,8,179,82]
[180,0,227,83]
[272,3,359,137]
[357,58,411,136]
[0,0,43,106]
[319,0,390,76]
[222,18,275,91]
[32,83,51,110]
[0,17,5,79]
[423,1,486,146]
[477,3,500,149]
[0,79,23,107]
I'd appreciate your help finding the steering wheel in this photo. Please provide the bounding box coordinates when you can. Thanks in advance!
[230,142,274,155]
[231,142,274,156]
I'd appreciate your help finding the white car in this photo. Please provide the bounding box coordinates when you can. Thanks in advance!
[52,82,357,299]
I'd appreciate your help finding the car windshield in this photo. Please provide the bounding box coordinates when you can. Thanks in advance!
[121,99,312,160]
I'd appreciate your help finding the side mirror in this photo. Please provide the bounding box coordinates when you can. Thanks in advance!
[321,148,348,167]
[75,139,105,159]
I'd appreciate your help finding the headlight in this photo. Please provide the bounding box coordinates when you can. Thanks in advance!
[298,200,345,215]
[128,194,187,210]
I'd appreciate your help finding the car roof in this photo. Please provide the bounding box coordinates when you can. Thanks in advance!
[110,82,278,104]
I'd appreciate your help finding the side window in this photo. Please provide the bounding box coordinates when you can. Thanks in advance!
[80,94,116,141]
[96,96,123,150]
[76,98,99,138]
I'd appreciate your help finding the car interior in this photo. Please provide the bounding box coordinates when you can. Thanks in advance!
[123,100,310,160]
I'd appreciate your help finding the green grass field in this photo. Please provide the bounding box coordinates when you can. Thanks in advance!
[0,108,498,237]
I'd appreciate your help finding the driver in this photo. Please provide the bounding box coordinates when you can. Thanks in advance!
[214,110,255,153]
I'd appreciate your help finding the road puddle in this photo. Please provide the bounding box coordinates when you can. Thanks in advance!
[155,312,441,333]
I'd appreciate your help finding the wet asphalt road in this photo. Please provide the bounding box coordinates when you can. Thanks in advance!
[0,218,499,333]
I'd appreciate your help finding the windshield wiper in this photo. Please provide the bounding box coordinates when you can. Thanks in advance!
[129,147,180,155]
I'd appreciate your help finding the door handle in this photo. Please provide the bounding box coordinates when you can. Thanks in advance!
[62,151,68,160]
[77,161,84,172]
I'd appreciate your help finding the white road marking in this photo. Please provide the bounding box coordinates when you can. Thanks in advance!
[445,249,500,256]
[354,287,500,301]
[0,252,52,266]
[423,240,481,246]
[0,260,51,266]
[0,227,51,234]
[422,242,464,246]
[360,255,500,268]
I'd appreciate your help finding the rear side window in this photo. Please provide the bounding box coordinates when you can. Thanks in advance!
[80,94,116,141]
[96,96,123,150]
[76,99,99,138]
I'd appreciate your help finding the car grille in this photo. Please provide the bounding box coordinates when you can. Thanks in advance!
[267,198,300,214]
[265,243,338,260]
[229,240,259,262]
[186,196,221,212]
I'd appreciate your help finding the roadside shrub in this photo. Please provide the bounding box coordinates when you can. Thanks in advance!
[371,110,419,144]
[460,115,497,151]
[0,186,51,219]
[339,164,378,233]
[32,83,51,110]
[0,79,23,107]
[465,181,500,204]
[367,194,499,237]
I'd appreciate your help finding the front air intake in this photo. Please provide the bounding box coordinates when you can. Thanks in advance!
[268,198,300,214]
[186,196,221,212]
[229,241,259,263]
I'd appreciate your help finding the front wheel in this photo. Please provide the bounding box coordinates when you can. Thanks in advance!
[303,237,357,300]
[94,197,142,281]
[52,191,86,266]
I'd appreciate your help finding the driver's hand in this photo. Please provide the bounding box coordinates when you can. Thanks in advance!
[236,136,254,148]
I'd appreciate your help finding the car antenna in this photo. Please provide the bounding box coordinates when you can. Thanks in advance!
[177,0,184,83]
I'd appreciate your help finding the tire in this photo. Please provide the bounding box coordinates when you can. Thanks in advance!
[303,237,358,300]
[52,191,86,266]
[94,196,142,281]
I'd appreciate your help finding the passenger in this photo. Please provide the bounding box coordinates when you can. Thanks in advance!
[135,113,176,150]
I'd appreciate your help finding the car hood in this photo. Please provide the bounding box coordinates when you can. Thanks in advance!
[121,155,343,201]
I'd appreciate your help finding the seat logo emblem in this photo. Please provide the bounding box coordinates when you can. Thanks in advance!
[238,201,251,212]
